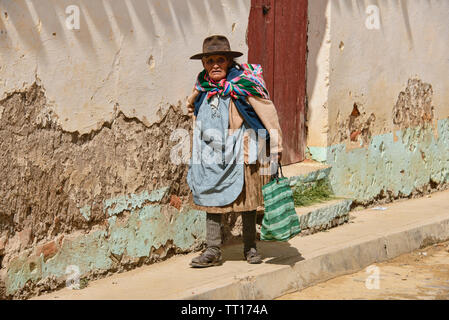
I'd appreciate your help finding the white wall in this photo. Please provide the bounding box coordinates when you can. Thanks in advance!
[328,0,449,142]
[307,0,449,149]
[0,0,251,134]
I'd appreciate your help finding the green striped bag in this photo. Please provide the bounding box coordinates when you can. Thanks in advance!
[261,164,301,241]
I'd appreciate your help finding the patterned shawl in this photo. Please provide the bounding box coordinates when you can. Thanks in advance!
[194,63,270,101]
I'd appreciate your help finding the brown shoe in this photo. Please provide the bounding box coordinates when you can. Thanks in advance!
[190,247,222,268]
[244,248,262,264]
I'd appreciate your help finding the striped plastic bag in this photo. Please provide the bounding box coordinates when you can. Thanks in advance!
[260,164,301,241]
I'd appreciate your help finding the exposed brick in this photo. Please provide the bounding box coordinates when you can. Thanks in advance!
[169,195,182,210]
[350,130,361,142]
[35,240,58,261]
[56,235,64,248]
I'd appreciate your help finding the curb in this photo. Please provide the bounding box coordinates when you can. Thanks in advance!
[185,215,449,299]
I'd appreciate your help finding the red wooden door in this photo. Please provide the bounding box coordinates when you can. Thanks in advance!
[248,0,307,165]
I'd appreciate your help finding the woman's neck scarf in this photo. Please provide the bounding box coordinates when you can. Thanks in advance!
[195,63,270,101]
[193,63,271,141]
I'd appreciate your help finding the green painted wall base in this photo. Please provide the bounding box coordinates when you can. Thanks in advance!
[307,118,449,202]
[5,189,206,297]
[5,119,448,298]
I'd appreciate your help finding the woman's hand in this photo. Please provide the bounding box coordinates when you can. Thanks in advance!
[187,102,195,117]
[186,89,199,118]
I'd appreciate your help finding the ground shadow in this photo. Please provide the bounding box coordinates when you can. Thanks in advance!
[221,237,304,267]
[259,240,304,266]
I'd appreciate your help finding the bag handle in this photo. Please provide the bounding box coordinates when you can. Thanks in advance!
[270,161,284,182]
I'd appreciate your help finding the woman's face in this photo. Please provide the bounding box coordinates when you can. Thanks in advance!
[202,55,231,82]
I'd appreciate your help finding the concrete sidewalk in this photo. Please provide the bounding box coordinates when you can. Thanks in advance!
[34,189,449,300]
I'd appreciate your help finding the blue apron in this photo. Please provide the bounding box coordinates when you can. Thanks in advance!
[187,95,246,206]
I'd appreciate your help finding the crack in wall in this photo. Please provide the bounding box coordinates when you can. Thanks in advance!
[0,83,193,264]
[89,35,124,102]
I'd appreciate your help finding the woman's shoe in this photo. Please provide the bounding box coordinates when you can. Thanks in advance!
[244,248,263,264]
[190,247,223,268]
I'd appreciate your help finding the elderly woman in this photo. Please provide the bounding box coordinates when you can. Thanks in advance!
[186,35,283,267]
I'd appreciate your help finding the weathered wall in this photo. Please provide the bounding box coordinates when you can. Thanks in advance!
[0,0,250,133]
[3,0,449,299]
[306,0,449,201]
[328,0,449,141]
[0,0,251,299]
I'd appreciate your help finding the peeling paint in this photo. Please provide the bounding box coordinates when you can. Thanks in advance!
[307,146,328,163]
[318,117,449,202]
[393,79,434,130]
[0,83,192,262]
[103,187,169,217]
[334,102,376,146]
[5,203,206,298]
[0,83,209,299]
[0,0,251,134]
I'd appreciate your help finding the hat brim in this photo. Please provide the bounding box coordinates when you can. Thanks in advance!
[190,51,243,60]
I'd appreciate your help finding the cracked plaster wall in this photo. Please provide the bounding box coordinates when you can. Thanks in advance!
[307,0,449,154]
[306,1,449,202]
[328,0,449,142]
[0,82,210,299]
[0,0,252,299]
[0,0,250,134]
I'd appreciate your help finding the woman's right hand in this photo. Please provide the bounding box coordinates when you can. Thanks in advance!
[186,89,200,117]
[187,102,195,117]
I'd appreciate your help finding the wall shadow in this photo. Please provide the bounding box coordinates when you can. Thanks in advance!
[0,0,215,60]
[399,0,414,49]
[305,0,329,148]
[306,0,418,150]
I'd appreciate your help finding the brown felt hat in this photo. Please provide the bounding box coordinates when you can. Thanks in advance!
[190,35,243,60]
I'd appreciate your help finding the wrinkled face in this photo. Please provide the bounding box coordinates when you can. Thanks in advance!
[202,54,231,82]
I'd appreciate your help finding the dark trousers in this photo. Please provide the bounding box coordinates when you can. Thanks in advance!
[206,211,257,253]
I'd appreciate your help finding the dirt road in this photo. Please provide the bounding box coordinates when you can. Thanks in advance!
[277,241,449,300]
